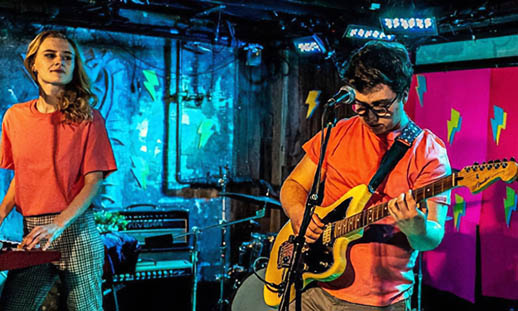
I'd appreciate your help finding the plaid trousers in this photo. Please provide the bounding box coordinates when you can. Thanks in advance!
[0,209,104,311]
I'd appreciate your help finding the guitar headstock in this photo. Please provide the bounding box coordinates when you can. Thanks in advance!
[456,159,518,193]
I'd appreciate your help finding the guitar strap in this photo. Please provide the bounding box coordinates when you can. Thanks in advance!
[367,120,423,194]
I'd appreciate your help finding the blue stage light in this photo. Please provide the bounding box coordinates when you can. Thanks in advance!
[293,34,327,55]
[344,25,395,41]
[370,2,381,10]
[380,17,438,36]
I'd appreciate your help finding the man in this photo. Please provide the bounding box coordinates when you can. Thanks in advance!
[281,41,450,310]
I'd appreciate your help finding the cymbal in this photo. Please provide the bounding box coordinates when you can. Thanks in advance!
[219,192,281,208]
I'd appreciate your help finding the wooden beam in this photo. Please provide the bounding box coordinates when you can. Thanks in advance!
[270,49,291,232]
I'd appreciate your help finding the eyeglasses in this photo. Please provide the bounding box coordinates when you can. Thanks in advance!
[352,95,399,118]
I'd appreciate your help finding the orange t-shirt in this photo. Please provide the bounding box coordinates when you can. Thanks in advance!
[0,100,117,216]
[303,116,451,306]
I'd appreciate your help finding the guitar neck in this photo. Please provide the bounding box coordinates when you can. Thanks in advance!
[332,174,457,238]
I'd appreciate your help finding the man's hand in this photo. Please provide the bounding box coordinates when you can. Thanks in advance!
[290,209,325,243]
[19,222,65,251]
[387,190,427,237]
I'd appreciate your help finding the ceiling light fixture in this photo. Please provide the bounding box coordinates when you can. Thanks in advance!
[292,34,327,55]
[344,24,395,41]
[380,17,438,36]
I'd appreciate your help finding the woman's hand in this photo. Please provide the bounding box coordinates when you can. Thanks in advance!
[19,222,65,251]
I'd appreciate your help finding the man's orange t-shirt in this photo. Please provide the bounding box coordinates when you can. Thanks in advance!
[0,100,117,216]
[303,116,451,307]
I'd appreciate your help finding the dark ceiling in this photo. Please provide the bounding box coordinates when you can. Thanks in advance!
[2,0,518,54]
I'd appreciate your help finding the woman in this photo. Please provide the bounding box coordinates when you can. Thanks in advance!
[0,30,117,311]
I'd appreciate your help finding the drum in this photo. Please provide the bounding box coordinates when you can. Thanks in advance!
[238,232,276,272]
[231,268,277,311]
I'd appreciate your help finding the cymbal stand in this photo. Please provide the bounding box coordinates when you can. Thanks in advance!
[191,226,200,311]
[176,209,267,311]
[217,167,230,311]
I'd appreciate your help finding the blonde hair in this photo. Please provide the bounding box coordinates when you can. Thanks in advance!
[24,30,97,123]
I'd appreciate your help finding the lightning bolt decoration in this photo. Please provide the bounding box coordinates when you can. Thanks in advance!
[453,194,466,231]
[490,105,507,145]
[142,69,159,101]
[305,90,321,119]
[198,119,216,149]
[503,186,517,228]
[447,108,462,145]
[415,75,427,107]
[130,156,150,189]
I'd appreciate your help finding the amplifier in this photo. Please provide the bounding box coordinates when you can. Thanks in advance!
[113,207,192,283]
[119,209,189,249]
[111,243,193,283]
[111,259,192,283]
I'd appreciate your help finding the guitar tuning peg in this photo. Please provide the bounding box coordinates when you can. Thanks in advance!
[487,160,493,164]
[511,157,516,162]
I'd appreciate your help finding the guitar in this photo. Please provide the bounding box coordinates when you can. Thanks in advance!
[263,159,518,307]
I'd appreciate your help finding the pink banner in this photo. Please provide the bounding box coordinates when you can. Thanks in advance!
[409,69,491,302]
[479,67,518,300]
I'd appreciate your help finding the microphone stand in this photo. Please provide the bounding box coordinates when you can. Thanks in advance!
[217,167,229,311]
[278,103,339,311]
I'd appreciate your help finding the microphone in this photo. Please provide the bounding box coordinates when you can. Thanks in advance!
[326,85,355,107]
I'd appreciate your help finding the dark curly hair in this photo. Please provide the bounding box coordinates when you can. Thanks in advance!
[343,41,413,97]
